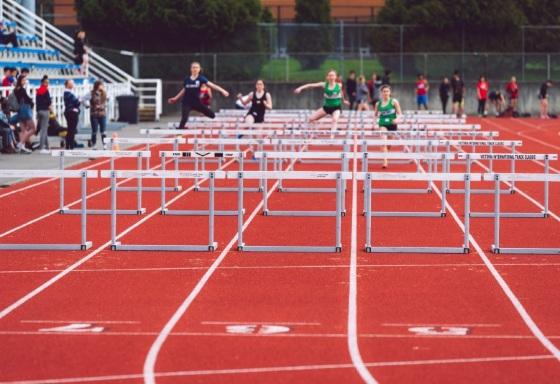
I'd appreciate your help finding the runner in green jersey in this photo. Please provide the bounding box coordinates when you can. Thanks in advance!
[374,84,402,168]
[294,69,349,130]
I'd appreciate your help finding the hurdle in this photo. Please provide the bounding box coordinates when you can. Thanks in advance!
[104,136,186,191]
[231,171,351,252]
[360,172,481,253]
[0,170,96,251]
[463,153,557,217]
[441,140,523,193]
[52,150,150,215]
[485,173,560,255]
[361,152,455,197]
[102,170,224,252]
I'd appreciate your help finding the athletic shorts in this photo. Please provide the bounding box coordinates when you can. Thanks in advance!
[417,94,428,105]
[381,124,397,132]
[452,94,463,103]
[323,106,341,115]
[247,110,265,123]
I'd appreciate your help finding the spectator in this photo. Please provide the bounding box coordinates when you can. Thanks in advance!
[0,21,19,47]
[90,80,107,149]
[367,72,382,106]
[2,67,15,90]
[505,76,519,113]
[416,73,429,110]
[439,77,450,114]
[14,75,35,153]
[381,69,391,86]
[35,75,52,153]
[539,80,553,119]
[476,75,489,116]
[0,96,16,153]
[346,70,357,110]
[199,83,212,107]
[63,79,80,149]
[356,75,370,111]
[451,70,465,117]
[73,30,88,75]
[18,67,29,79]
[488,90,505,116]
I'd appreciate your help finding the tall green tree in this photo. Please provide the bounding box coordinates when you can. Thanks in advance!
[288,0,334,70]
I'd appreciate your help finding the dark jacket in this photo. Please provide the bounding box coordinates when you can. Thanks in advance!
[35,85,52,111]
[64,90,80,113]
[14,87,33,107]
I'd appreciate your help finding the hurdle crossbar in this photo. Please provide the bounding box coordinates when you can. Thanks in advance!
[0,170,96,251]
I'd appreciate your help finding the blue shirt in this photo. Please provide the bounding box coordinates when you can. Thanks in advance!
[183,75,208,105]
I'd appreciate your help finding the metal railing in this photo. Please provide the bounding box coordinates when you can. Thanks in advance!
[0,0,162,120]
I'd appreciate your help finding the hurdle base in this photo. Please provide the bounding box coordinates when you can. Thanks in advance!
[0,241,92,251]
[278,187,336,193]
[447,188,511,195]
[61,208,146,215]
[162,208,243,216]
[263,210,340,217]
[197,186,261,193]
[365,246,469,254]
[492,245,559,255]
[117,186,182,192]
[239,245,341,253]
[369,211,445,218]
[470,212,547,218]
[111,242,217,252]
[371,188,431,194]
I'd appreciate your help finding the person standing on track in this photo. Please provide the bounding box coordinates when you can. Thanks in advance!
[356,75,370,112]
[294,69,349,131]
[374,84,402,169]
[168,62,229,129]
[416,73,429,110]
[476,75,489,117]
[451,70,465,118]
[237,79,273,124]
[505,76,519,114]
[346,70,357,110]
[439,77,450,114]
[539,80,553,119]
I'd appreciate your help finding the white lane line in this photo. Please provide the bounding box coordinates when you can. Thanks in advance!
[143,159,296,384]
[421,165,560,361]
[20,320,141,324]
[382,323,502,328]
[4,330,558,340]
[3,262,560,274]
[0,156,240,321]
[493,118,560,151]
[1,355,553,384]
[201,321,321,326]
[347,136,379,384]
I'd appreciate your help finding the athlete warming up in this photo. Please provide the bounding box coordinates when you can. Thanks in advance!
[237,79,273,124]
[168,61,229,129]
[374,85,402,168]
[294,69,349,131]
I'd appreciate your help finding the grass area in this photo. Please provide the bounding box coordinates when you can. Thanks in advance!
[260,57,384,82]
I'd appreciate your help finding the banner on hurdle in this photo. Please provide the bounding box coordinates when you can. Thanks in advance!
[358,172,481,254]
[0,170,96,251]
[52,150,150,215]
[483,173,560,255]
[229,171,351,253]
[101,170,226,252]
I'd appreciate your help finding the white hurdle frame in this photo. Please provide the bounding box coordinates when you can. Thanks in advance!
[104,136,186,192]
[360,172,481,254]
[463,154,557,218]
[231,171,352,253]
[0,170,96,251]
[102,170,224,252]
[52,150,150,215]
[159,151,244,217]
[485,173,560,255]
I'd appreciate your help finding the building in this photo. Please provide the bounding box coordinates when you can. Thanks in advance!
[262,0,385,22]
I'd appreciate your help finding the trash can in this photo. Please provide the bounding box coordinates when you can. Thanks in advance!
[116,95,139,124]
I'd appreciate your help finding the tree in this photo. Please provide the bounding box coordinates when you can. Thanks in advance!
[288,0,334,70]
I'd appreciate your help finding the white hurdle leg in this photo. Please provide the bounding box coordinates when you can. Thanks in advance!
[463,174,471,253]
[80,171,92,250]
[491,175,501,253]
[237,173,245,250]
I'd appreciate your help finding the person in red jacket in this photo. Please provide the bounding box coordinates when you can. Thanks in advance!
[476,75,489,116]
[505,76,519,113]
[415,73,429,110]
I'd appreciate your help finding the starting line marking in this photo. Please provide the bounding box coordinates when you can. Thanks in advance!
[225,324,291,335]
[21,319,140,324]
[0,355,553,384]
[38,323,104,333]
[202,321,320,326]
[408,326,471,336]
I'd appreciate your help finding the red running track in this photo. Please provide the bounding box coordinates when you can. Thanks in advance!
[0,118,559,383]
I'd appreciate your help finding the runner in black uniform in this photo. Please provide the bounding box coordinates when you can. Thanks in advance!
[168,62,229,129]
[237,80,272,123]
